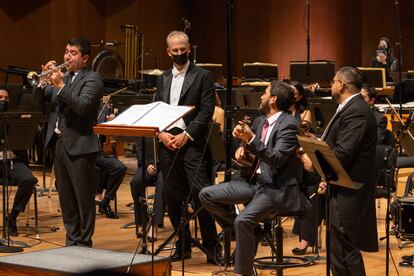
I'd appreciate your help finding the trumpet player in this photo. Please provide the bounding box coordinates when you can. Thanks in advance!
[43,38,104,247]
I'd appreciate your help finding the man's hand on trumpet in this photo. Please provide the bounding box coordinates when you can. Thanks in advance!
[42,60,65,89]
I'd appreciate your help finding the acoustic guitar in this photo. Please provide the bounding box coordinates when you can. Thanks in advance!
[235,116,258,180]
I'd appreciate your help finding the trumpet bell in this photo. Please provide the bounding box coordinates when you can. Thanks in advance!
[27,71,40,86]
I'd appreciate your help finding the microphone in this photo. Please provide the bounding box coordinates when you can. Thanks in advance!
[182,17,191,30]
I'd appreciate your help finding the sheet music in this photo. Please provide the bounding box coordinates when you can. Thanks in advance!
[102,101,193,132]
[103,102,160,126]
[133,102,192,131]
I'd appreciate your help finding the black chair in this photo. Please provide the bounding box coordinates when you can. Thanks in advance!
[253,211,314,276]
[207,121,226,185]
[374,130,397,199]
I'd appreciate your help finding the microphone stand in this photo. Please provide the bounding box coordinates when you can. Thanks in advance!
[395,0,403,114]
[305,0,311,85]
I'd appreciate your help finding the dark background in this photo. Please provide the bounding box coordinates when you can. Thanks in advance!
[0,0,412,82]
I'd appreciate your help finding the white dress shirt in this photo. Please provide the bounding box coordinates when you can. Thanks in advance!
[167,61,190,131]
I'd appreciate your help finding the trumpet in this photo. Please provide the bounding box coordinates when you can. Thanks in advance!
[27,61,69,87]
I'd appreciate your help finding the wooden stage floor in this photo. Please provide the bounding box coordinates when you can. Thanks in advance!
[0,155,414,275]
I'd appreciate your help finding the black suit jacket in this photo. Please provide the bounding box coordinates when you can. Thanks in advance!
[155,63,215,140]
[248,112,310,213]
[374,110,387,145]
[45,68,104,156]
[325,94,378,252]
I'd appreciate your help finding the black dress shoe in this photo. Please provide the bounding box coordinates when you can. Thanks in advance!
[170,250,192,262]
[292,246,309,255]
[6,216,18,237]
[99,202,119,219]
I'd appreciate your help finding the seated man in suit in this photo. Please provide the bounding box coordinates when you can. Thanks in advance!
[360,83,388,144]
[130,137,164,241]
[95,99,127,219]
[200,81,310,276]
[0,88,38,236]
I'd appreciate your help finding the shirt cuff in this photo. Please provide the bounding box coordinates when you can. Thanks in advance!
[247,134,256,145]
[183,131,194,141]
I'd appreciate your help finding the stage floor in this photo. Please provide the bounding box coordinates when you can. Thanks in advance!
[0,154,413,275]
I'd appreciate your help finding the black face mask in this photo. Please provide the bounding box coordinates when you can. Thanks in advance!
[0,100,8,112]
[172,52,188,66]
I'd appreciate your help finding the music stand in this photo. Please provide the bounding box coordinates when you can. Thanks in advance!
[290,61,335,87]
[358,67,386,89]
[0,111,42,253]
[298,136,361,276]
[195,63,223,84]
[94,102,195,275]
[308,98,337,134]
[243,62,278,80]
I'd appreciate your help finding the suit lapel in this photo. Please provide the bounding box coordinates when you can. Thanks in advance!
[180,63,197,101]
[162,70,172,103]
[323,94,362,140]
[69,68,87,90]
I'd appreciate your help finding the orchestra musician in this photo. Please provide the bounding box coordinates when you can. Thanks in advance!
[0,88,38,237]
[360,83,388,145]
[43,38,104,247]
[155,31,217,262]
[200,81,310,276]
[316,67,378,275]
[95,100,127,219]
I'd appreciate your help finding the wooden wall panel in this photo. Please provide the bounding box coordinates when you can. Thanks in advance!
[0,0,412,84]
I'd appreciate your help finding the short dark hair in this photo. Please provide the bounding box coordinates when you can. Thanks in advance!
[290,81,308,114]
[336,66,365,91]
[68,38,91,56]
[361,83,377,100]
[269,80,295,112]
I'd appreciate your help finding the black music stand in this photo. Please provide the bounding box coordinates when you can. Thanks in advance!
[298,136,361,276]
[290,61,335,87]
[358,67,386,89]
[243,62,278,80]
[0,111,42,253]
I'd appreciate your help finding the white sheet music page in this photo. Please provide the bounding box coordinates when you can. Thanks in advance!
[133,101,192,131]
[102,101,193,132]
[103,102,160,126]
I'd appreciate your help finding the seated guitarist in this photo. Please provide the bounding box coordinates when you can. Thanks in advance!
[200,80,310,276]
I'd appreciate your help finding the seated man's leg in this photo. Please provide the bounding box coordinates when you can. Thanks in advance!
[96,155,126,219]
[130,166,155,237]
[8,161,38,236]
[232,188,275,276]
[199,180,255,229]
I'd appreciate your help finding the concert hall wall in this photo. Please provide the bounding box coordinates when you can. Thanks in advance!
[0,0,412,83]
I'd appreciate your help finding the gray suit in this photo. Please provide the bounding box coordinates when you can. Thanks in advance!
[45,68,103,247]
[199,112,309,275]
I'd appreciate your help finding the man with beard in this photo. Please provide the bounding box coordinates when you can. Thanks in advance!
[200,80,310,276]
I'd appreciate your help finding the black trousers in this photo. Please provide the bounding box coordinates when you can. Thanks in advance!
[200,181,276,275]
[95,154,126,201]
[54,140,97,247]
[0,160,38,213]
[158,137,217,253]
[130,166,164,226]
[330,197,366,276]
